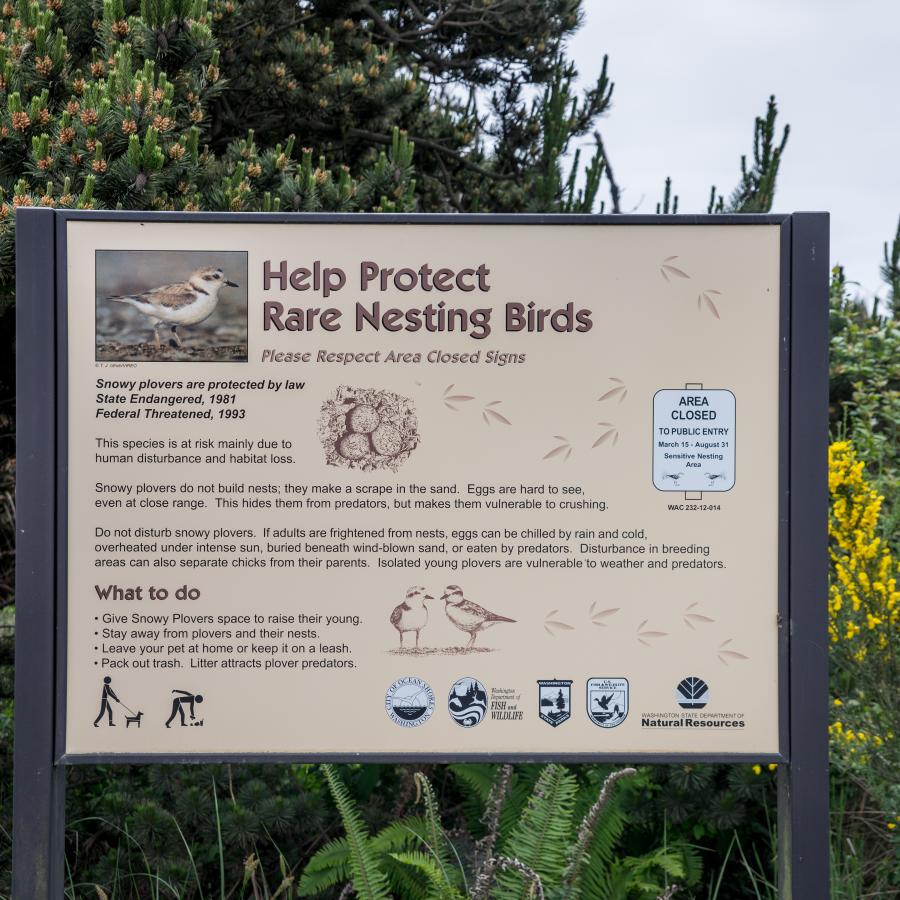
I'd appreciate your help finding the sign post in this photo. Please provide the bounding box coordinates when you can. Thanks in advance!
[14,210,829,897]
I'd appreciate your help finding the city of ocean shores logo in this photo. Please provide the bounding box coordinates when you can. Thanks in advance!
[448,677,488,727]
[537,679,572,727]
[385,676,435,727]
[676,676,709,709]
[587,678,628,728]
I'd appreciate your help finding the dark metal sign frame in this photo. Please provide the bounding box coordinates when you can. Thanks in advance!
[13,209,829,897]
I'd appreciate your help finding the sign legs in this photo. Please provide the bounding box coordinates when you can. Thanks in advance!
[13,207,66,898]
[777,211,830,898]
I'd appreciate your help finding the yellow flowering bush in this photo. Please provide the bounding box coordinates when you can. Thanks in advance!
[828,441,899,821]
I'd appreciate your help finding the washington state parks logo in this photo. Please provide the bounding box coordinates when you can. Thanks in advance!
[448,677,488,727]
[538,679,572,727]
[587,678,628,728]
[385,677,435,727]
[676,676,709,709]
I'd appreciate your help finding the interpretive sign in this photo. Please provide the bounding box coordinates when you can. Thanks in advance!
[15,211,830,896]
[62,215,787,756]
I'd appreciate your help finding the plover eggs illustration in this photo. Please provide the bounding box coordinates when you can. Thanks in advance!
[347,404,380,434]
[338,432,371,460]
[371,423,402,456]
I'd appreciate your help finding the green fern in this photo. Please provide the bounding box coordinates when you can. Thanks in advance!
[493,764,579,900]
[390,850,467,900]
[296,837,351,896]
[581,845,696,900]
[451,763,544,844]
[414,772,463,891]
[448,763,497,805]
[561,768,636,900]
[318,765,391,900]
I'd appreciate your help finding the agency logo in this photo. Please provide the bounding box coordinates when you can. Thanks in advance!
[448,677,488,727]
[385,677,435,727]
[587,678,629,728]
[676,676,709,709]
[537,679,572,727]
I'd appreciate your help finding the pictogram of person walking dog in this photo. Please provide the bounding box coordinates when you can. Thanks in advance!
[92,676,143,727]
[92,677,205,729]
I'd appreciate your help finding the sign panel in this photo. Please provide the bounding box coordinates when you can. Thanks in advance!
[61,218,783,756]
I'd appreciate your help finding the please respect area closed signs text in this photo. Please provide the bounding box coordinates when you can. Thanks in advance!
[48,215,790,758]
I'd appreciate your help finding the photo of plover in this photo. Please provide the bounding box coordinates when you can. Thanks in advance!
[106,266,239,349]
[95,250,249,362]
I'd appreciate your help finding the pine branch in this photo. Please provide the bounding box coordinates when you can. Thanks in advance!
[594,131,621,213]
[880,214,900,316]
[725,95,789,213]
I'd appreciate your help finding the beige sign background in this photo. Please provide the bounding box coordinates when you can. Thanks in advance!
[65,219,782,756]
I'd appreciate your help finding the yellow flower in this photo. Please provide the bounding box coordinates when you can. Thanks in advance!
[751,765,762,776]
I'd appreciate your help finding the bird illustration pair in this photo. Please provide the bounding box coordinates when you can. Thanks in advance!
[390,585,516,649]
[106,266,238,349]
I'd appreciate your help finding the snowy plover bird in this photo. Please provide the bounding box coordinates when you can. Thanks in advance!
[390,586,432,648]
[441,584,516,648]
[106,266,239,348]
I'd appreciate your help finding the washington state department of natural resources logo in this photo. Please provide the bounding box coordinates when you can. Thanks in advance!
[587,678,628,728]
[676,676,709,709]
[537,679,572,727]
[385,676,435,727]
[640,675,745,730]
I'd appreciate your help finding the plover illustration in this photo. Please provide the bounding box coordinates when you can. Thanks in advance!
[106,266,239,348]
[390,586,432,648]
[441,585,516,648]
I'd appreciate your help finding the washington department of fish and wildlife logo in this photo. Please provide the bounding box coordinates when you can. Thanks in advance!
[385,677,435,727]
[676,676,709,710]
[537,679,572,727]
[587,678,629,728]
[448,677,488,728]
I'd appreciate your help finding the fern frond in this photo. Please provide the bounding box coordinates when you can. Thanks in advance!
[583,848,688,900]
[384,851,435,899]
[494,857,545,900]
[561,767,636,898]
[390,850,466,900]
[471,764,514,899]
[478,764,513,859]
[448,764,498,803]
[296,837,350,896]
[372,815,431,852]
[320,765,392,900]
[493,764,577,900]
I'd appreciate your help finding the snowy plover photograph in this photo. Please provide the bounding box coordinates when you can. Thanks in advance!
[95,249,248,362]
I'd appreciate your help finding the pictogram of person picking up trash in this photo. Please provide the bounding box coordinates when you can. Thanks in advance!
[165,689,204,727]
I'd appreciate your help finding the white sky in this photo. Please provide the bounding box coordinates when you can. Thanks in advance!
[569,0,900,300]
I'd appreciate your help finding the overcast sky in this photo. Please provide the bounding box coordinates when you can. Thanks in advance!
[569,0,899,300]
